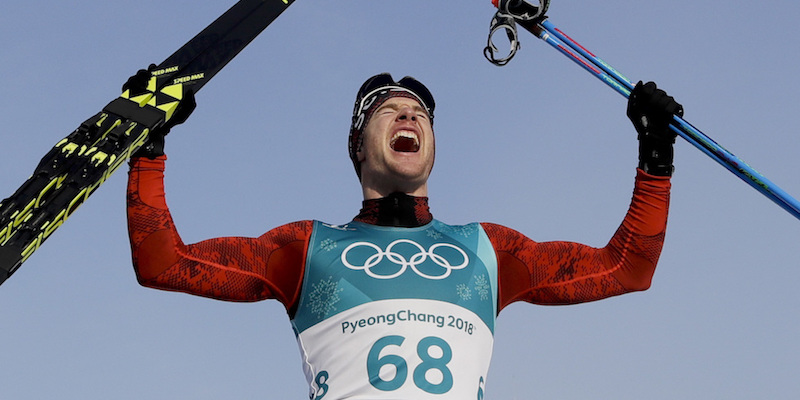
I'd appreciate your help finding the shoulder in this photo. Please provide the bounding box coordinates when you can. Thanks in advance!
[479,222,524,239]
[260,220,315,243]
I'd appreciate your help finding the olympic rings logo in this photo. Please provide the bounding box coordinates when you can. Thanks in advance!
[341,239,469,280]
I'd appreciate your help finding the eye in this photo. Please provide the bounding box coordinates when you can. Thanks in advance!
[375,106,396,115]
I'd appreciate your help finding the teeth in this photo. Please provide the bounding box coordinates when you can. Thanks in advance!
[392,131,419,143]
[390,131,420,152]
[391,131,419,146]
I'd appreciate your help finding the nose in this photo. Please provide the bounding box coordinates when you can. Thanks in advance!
[396,106,417,121]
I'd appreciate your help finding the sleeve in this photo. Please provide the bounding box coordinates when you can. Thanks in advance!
[126,156,313,310]
[482,169,671,312]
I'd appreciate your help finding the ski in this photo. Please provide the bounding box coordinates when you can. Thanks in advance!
[0,0,296,286]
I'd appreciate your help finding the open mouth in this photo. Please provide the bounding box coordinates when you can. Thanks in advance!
[390,130,420,152]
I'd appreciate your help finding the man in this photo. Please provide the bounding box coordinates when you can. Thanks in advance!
[127,72,681,399]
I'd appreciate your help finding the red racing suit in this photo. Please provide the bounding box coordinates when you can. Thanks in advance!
[126,156,671,398]
[127,156,670,309]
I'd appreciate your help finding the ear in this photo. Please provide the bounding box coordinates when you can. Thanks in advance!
[356,146,366,163]
[355,133,367,162]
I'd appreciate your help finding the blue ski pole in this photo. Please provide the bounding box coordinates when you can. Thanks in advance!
[485,0,800,220]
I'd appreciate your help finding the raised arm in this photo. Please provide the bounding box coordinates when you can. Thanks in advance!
[121,66,311,309]
[127,156,312,309]
[487,81,681,312]
[484,169,670,311]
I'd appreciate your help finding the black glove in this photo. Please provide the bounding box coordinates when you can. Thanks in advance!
[122,64,157,97]
[627,81,683,176]
[124,65,197,159]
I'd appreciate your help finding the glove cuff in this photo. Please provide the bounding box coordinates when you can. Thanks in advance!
[638,133,675,176]
[131,129,166,160]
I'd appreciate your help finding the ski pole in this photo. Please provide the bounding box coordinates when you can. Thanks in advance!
[532,19,800,219]
[485,0,800,220]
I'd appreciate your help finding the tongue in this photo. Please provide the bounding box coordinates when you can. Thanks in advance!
[391,136,419,152]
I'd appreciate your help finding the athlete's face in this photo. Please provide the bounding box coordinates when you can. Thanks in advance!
[357,96,435,198]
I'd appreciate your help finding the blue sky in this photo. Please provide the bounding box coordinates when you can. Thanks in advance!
[1,1,799,399]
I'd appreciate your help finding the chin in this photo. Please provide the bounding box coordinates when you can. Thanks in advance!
[391,166,431,182]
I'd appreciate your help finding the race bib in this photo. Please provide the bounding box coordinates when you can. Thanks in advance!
[292,220,497,399]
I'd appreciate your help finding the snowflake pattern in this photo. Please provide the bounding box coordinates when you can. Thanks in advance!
[308,276,344,318]
[474,274,490,301]
[425,229,443,240]
[441,224,477,238]
[320,238,337,251]
[456,283,473,301]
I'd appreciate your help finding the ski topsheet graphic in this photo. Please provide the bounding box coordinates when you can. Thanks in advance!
[0,0,296,285]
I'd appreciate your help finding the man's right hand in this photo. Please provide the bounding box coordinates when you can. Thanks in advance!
[124,65,196,159]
